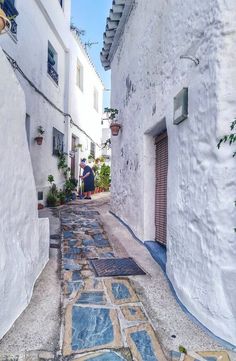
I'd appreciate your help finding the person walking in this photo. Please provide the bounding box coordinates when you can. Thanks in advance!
[79,159,95,200]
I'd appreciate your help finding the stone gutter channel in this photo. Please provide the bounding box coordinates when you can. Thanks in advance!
[59,203,167,361]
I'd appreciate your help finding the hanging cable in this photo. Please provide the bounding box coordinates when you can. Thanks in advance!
[2,48,102,148]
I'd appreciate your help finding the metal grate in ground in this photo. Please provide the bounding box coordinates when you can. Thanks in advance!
[90,258,146,277]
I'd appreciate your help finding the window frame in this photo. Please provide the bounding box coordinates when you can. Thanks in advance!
[52,127,64,156]
[93,87,99,112]
[48,41,59,85]
[76,59,84,92]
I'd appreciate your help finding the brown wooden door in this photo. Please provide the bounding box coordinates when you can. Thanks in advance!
[155,132,168,245]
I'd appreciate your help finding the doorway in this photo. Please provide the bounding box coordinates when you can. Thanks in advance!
[71,135,76,178]
[155,131,168,245]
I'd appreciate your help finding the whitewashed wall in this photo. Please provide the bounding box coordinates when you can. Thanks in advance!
[0,0,71,202]
[0,0,103,201]
[110,0,236,345]
[68,32,104,169]
[0,48,49,339]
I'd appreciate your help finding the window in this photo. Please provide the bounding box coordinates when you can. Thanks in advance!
[38,192,43,201]
[48,42,59,85]
[90,142,95,159]
[93,87,99,112]
[53,127,64,155]
[1,0,19,36]
[76,60,83,91]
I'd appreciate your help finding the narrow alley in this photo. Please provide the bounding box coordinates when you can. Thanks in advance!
[1,194,233,360]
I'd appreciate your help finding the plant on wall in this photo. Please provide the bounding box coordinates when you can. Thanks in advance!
[217,119,236,232]
[35,125,45,145]
[104,107,121,136]
[46,174,58,207]
[104,107,118,120]
[217,119,236,156]
[75,143,83,152]
[88,154,95,163]
[57,152,71,179]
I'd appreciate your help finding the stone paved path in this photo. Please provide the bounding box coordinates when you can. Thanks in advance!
[61,203,167,361]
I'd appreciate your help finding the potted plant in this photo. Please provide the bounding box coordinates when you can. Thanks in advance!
[75,143,83,152]
[35,126,45,145]
[88,154,94,163]
[104,107,121,136]
[46,175,58,207]
[58,190,66,205]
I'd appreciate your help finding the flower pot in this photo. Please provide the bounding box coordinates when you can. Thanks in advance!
[35,136,43,145]
[110,122,121,136]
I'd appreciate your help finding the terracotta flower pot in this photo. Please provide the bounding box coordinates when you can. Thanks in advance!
[110,122,121,136]
[35,136,43,145]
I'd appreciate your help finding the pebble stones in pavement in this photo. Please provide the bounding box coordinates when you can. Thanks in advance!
[61,205,167,361]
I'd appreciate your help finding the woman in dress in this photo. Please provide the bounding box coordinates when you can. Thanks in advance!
[79,159,95,200]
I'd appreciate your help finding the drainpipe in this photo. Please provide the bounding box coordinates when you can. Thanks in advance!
[64,48,71,160]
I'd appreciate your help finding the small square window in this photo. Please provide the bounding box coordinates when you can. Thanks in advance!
[53,127,64,155]
[76,60,83,91]
[38,192,44,201]
[93,87,99,112]
[48,42,59,84]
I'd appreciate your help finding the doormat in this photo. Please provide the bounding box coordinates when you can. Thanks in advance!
[90,258,146,277]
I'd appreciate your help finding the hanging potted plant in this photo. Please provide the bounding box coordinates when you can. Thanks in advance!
[35,126,45,145]
[105,107,121,136]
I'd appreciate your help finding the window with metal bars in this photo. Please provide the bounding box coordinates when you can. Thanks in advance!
[48,42,59,85]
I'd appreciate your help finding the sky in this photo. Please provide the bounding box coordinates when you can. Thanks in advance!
[71,0,112,107]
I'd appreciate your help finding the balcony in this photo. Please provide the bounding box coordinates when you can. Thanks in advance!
[48,62,59,85]
[0,0,19,36]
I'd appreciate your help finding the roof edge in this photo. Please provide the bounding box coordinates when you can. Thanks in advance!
[101,0,135,70]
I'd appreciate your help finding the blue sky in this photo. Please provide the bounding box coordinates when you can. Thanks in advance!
[71,0,111,107]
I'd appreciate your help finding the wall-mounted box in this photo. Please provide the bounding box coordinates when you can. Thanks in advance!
[173,87,188,125]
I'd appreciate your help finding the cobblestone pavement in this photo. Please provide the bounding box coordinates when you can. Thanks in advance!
[0,198,235,361]
[59,201,235,361]
[61,203,167,361]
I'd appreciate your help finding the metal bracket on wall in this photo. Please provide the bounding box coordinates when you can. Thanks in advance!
[180,55,200,66]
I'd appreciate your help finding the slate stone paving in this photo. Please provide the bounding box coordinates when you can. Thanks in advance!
[61,203,167,360]
[60,203,233,361]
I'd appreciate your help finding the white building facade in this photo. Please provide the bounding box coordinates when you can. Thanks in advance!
[0,47,49,340]
[101,0,236,346]
[0,0,103,204]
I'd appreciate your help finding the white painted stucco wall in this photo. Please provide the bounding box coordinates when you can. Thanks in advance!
[0,0,71,202]
[0,48,49,339]
[0,0,103,201]
[109,0,236,345]
[68,32,104,168]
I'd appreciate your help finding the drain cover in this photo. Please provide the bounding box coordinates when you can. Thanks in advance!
[90,258,146,277]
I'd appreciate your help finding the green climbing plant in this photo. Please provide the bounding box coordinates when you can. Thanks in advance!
[217,119,236,156]
[57,152,71,180]
[217,120,236,232]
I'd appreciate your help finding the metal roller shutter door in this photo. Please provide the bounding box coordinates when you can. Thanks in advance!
[155,132,168,245]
